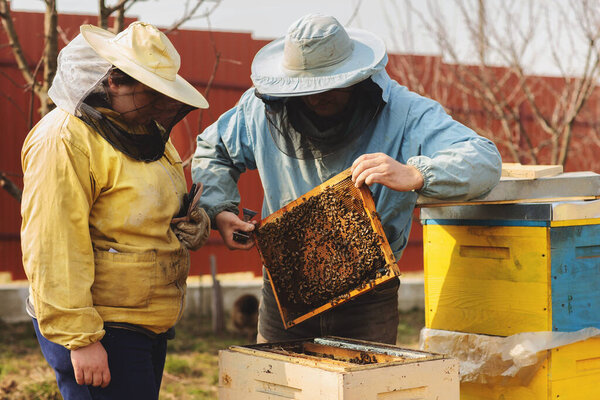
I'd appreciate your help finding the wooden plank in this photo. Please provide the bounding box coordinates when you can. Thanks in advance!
[342,359,460,400]
[210,255,225,334]
[417,171,600,207]
[501,163,564,179]
[424,225,549,283]
[425,279,550,335]
[418,196,599,208]
[550,337,600,381]
[458,338,600,399]
[551,218,600,227]
[552,376,600,400]
[219,350,341,399]
[228,345,351,372]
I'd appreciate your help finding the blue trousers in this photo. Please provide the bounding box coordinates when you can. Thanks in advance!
[33,318,168,400]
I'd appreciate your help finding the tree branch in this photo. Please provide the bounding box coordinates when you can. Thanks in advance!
[0,87,27,121]
[28,53,45,128]
[99,0,134,30]
[0,0,35,86]
[0,172,22,202]
[40,0,57,116]
[164,0,222,35]
[345,0,363,26]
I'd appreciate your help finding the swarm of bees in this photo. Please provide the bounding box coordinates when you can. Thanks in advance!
[255,180,387,310]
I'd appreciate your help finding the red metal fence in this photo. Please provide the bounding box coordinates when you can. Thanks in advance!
[2,11,598,281]
[0,11,423,280]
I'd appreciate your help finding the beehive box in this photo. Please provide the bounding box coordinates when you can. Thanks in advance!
[460,336,600,399]
[421,200,600,336]
[254,168,400,329]
[219,337,459,400]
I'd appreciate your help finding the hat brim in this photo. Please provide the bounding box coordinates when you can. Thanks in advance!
[80,25,208,109]
[251,28,387,97]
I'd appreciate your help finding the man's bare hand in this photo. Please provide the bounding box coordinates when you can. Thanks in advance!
[215,211,256,250]
[71,341,111,388]
[351,153,424,192]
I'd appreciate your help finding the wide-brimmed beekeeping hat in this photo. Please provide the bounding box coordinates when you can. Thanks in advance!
[80,21,208,109]
[251,14,387,97]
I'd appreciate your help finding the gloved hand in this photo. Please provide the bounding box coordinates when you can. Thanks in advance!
[173,205,211,250]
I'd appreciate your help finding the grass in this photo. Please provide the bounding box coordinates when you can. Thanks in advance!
[0,309,424,399]
[0,320,61,399]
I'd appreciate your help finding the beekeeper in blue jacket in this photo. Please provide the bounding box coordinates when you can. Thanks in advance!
[192,14,502,344]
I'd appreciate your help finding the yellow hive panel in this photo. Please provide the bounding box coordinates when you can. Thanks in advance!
[550,217,600,227]
[424,224,551,336]
[550,336,600,398]
[460,337,600,399]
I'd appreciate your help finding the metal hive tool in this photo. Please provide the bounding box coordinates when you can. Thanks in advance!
[254,168,400,329]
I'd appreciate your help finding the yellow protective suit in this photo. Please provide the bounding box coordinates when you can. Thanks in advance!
[21,107,190,350]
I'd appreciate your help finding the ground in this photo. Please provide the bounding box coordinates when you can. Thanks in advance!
[0,309,424,400]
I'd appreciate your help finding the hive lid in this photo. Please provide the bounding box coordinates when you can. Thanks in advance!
[420,199,600,223]
[417,171,600,208]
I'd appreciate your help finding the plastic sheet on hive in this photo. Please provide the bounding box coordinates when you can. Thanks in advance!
[254,168,400,329]
[419,327,600,386]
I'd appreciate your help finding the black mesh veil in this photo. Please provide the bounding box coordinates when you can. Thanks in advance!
[256,78,385,160]
[77,74,195,162]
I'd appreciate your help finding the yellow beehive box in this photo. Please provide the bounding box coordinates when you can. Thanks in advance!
[421,201,600,336]
[424,223,549,336]
[461,336,600,399]
[218,337,459,400]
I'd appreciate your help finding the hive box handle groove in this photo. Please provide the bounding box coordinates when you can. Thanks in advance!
[459,245,510,259]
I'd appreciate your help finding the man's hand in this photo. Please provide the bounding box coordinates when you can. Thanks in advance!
[215,211,256,250]
[173,206,211,250]
[351,153,424,191]
[70,341,111,388]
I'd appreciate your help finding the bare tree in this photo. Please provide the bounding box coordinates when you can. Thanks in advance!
[0,0,223,201]
[386,0,600,169]
[99,0,136,32]
[0,0,56,117]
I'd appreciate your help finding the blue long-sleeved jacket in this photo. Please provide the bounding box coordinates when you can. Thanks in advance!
[192,70,502,259]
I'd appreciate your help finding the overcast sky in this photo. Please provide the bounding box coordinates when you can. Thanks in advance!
[11,0,411,40]
[9,0,594,78]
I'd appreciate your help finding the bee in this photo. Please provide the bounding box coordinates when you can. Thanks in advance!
[256,181,389,309]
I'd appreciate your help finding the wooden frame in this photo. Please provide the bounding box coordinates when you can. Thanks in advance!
[255,168,400,329]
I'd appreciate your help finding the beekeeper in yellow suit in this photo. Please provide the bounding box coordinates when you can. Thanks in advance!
[20,22,210,399]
